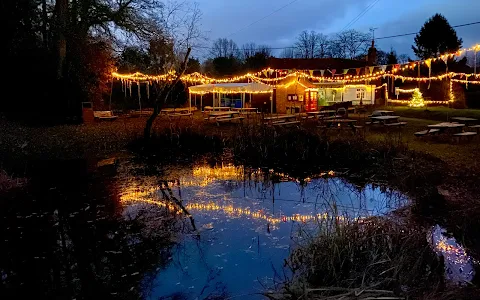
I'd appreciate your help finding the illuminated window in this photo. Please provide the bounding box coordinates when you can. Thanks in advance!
[356,88,365,99]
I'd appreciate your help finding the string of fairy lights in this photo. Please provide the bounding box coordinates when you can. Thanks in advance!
[112,43,480,87]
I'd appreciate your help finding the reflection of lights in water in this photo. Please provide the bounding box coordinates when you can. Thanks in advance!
[430,225,475,284]
[121,197,347,225]
[119,167,340,226]
[193,165,244,180]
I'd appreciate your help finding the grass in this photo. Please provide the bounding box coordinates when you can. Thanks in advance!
[385,106,480,122]
[268,214,479,300]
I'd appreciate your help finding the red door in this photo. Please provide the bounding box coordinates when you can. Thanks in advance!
[305,91,318,112]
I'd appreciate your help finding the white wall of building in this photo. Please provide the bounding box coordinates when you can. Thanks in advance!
[343,85,375,105]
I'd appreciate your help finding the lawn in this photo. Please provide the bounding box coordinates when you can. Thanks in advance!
[362,116,480,172]
[382,105,480,121]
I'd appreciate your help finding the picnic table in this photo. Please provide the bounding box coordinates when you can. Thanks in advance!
[263,115,299,126]
[203,106,231,114]
[324,119,358,131]
[160,107,193,119]
[369,110,394,117]
[316,110,337,120]
[368,115,407,127]
[450,117,478,126]
[161,108,192,113]
[428,122,465,131]
[206,111,243,126]
[320,110,336,115]
[233,108,258,112]
[417,122,477,141]
[233,108,259,118]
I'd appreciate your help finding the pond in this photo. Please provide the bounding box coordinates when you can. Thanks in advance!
[117,160,407,299]
[0,157,476,299]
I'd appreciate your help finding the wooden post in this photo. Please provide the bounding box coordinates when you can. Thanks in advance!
[201,95,203,111]
[189,93,192,111]
[270,91,274,114]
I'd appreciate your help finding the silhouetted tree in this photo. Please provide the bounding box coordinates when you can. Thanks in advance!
[118,47,151,73]
[280,48,296,58]
[295,31,329,58]
[387,49,398,65]
[186,57,202,73]
[376,50,388,65]
[412,13,462,59]
[210,38,240,59]
[332,30,370,59]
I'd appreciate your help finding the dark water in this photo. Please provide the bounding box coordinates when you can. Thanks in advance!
[0,157,476,299]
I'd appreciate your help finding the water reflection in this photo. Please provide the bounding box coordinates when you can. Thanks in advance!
[0,160,182,299]
[430,225,476,285]
[118,162,408,299]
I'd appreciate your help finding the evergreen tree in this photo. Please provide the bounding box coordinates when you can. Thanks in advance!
[412,14,462,59]
[409,89,425,107]
[386,49,398,65]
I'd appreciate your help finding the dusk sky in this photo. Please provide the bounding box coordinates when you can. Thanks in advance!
[194,0,480,58]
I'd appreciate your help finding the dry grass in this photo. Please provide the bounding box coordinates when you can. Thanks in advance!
[267,214,478,300]
[0,169,27,191]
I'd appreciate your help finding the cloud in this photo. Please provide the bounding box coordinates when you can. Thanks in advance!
[193,0,480,58]
[196,0,371,46]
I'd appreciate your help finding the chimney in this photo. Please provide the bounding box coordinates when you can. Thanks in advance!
[367,40,377,65]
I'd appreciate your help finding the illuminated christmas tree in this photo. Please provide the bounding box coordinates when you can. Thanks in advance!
[409,88,425,107]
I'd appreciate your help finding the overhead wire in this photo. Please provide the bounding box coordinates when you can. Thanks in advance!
[341,0,382,31]
[192,20,480,52]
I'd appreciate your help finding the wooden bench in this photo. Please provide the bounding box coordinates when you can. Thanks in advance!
[301,115,316,120]
[272,121,300,126]
[453,131,477,142]
[469,125,480,133]
[215,116,245,126]
[385,122,407,127]
[414,129,441,137]
[168,113,193,119]
[94,111,117,120]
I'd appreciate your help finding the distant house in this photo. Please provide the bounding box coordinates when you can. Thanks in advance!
[268,57,379,113]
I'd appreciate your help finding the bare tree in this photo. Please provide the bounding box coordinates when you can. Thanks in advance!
[295,30,316,59]
[333,30,370,59]
[242,43,272,61]
[316,33,329,58]
[210,38,240,58]
[280,48,295,58]
[328,39,345,59]
[294,31,329,59]
[144,1,203,139]
[242,42,257,60]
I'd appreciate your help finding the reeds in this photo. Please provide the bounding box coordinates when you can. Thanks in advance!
[274,216,446,299]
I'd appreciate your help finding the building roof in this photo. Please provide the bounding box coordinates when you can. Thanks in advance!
[189,82,273,94]
[267,58,367,70]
